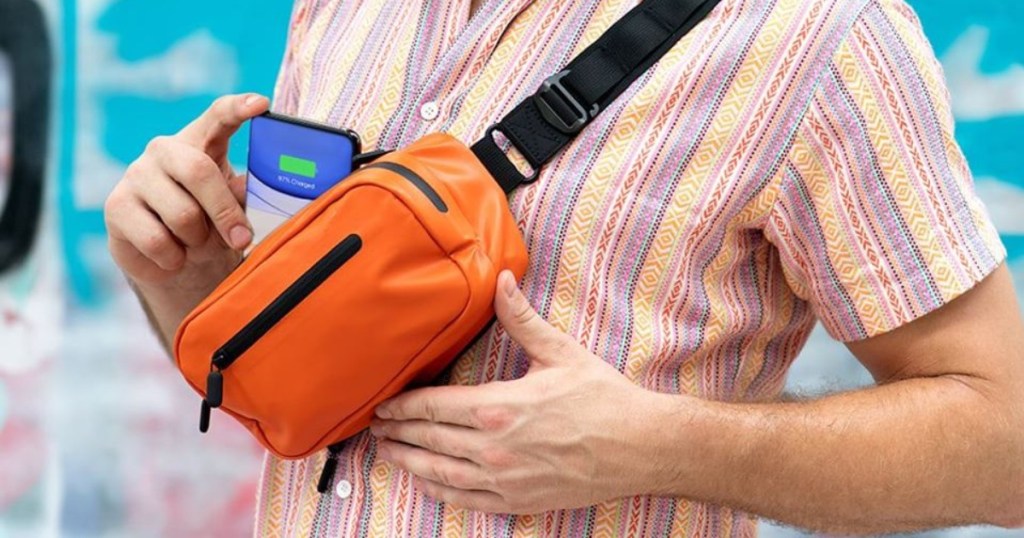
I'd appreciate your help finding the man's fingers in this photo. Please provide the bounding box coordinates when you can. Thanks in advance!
[494,270,576,366]
[179,93,268,152]
[411,477,508,513]
[376,385,494,428]
[131,163,210,248]
[377,440,491,492]
[149,138,252,250]
[109,198,186,272]
[228,171,249,206]
[371,419,481,461]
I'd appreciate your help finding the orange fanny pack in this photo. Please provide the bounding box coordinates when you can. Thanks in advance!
[175,133,528,460]
[173,0,719,485]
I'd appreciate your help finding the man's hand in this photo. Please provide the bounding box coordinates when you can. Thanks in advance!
[104,94,269,347]
[372,270,661,514]
[374,267,1024,532]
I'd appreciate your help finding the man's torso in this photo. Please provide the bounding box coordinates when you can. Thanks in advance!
[256,0,883,535]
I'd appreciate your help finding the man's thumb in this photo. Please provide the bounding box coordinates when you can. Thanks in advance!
[180,93,269,151]
[494,271,575,367]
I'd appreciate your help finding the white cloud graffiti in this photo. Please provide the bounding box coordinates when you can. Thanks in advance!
[942,26,1024,122]
[974,177,1024,236]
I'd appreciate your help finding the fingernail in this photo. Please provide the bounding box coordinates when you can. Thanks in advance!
[244,94,263,107]
[502,271,517,298]
[230,225,252,249]
[369,422,385,437]
[377,444,391,460]
[375,406,392,420]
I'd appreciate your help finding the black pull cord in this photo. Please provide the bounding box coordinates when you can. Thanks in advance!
[317,442,347,494]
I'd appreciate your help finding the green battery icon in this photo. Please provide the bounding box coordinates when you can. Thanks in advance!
[279,154,318,178]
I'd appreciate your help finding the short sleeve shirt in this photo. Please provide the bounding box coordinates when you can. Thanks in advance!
[254,0,1006,536]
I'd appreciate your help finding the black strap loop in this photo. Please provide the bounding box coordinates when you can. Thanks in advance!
[471,126,538,194]
[472,0,722,194]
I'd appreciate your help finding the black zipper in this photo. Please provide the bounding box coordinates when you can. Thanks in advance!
[365,162,448,212]
[199,234,363,432]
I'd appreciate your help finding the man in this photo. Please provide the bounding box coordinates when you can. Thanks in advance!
[104,0,1024,535]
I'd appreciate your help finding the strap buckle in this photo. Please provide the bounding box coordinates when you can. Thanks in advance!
[533,70,596,135]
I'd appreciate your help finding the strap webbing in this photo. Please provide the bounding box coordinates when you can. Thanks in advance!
[472,0,721,193]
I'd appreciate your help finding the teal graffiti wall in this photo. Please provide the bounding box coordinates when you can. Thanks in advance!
[0,1,1021,536]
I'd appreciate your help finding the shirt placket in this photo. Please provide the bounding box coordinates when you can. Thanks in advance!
[393,0,537,145]
[312,435,370,535]
[322,3,537,526]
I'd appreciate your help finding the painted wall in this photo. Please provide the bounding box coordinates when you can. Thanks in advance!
[0,1,1020,536]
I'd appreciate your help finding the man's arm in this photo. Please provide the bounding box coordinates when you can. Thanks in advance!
[643,264,1024,533]
[129,279,212,354]
[106,94,270,354]
[371,267,1024,534]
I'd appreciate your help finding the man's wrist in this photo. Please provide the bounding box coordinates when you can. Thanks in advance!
[624,389,709,499]
[130,277,214,353]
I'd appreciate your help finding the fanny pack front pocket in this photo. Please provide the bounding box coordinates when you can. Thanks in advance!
[199,233,363,431]
[176,167,480,458]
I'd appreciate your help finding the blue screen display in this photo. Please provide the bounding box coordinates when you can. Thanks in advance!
[247,115,356,200]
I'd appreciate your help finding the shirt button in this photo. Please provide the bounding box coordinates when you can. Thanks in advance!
[335,479,353,499]
[420,101,440,121]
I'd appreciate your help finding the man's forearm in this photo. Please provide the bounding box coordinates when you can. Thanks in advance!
[640,376,1024,534]
[130,279,219,356]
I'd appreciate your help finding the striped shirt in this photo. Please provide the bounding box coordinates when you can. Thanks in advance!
[255,0,1006,536]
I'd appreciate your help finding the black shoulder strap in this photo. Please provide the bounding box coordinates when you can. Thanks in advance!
[472,0,721,193]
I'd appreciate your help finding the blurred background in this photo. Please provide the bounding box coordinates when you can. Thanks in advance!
[0,0,1020,536]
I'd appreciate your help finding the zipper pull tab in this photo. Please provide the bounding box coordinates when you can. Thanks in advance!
[200,362,224,434]
[317,444,345,494]
[206,368,224,408]
[199,399,212,433]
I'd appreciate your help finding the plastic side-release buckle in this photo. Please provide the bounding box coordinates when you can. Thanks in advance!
[532,70,598,135]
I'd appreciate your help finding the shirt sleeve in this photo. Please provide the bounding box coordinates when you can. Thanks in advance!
[763,0,1006,343]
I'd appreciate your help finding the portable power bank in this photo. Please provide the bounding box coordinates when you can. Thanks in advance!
[246,113,360,245]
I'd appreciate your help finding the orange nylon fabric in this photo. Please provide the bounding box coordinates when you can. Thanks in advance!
[174,134,529,459]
